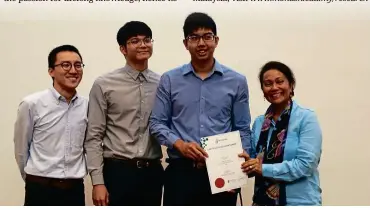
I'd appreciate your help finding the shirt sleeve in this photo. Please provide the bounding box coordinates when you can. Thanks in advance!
[13,100,33,181]
[249,119,259,159]
[262,111,322,182]
[232,76,252,154]
[149,74,180,149]
[84,80,107,185]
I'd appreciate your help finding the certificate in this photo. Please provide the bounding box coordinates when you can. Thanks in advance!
[200,131,248,194]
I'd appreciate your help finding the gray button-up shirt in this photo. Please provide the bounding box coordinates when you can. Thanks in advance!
[84,64,162,185]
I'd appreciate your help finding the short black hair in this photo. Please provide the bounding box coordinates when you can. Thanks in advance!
[183,12,217,38]
[116,21,152,46]
[48,44,82,69]
[259,61,296,96]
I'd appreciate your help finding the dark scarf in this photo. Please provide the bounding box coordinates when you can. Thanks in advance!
[252,100,293,206]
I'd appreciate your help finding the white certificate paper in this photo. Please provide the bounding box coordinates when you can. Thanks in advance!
[200,131,248,194]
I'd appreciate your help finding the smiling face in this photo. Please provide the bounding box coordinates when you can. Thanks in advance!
[183,28,218,62]
[262,69,293,106]
[120,35,153,62]
[48,51,83,92]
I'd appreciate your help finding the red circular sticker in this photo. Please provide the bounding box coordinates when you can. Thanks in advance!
[215,178,225,188]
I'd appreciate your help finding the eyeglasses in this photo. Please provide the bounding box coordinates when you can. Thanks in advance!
[186,33,216,43]
[127,37,154,46]
[54,61,84,71]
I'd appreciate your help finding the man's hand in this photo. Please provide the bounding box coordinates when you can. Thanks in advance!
[174,140,208,161]
[92,184,109,206]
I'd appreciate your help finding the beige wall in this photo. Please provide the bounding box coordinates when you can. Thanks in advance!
[0,4,370,206]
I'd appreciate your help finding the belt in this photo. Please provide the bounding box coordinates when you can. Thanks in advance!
[104,157,161,169]
[25,174,83,190]
[166,158,206,169]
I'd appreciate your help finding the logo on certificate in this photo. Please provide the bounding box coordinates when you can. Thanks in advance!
[200,137,208,148]
[215,178,225,188]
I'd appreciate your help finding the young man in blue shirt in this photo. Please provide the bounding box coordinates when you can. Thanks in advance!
[149,12,252,206]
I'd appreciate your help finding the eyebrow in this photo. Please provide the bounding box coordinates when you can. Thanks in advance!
[190,32,214,36]
[264,76,283,80]
[130,36,149,39]
[60,60,81,63]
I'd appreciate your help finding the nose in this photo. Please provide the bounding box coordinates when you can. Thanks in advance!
[139,40,146,47]
[197,37,206,46]
[271,83,279,90]
[69,66,78,74]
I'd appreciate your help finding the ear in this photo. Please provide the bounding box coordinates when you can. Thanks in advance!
[214,36,219,47]
[183,39,189,50]
[48,68,54,76]
[119,45,128,56]
[48,68,55,80]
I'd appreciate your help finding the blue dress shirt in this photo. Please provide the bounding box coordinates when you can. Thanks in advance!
[250,100,322,205]
[149,60,252,159]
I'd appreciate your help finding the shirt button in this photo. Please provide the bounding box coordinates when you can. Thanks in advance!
[141,100,144,103]
[201,125,204,128]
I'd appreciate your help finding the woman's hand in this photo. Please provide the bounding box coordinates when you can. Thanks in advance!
[241,158,262,176]
[238,151,250,161]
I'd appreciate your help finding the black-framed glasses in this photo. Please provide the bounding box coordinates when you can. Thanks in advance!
[186,33,216,43]
[54,61,84,71]
[127,37,154,46]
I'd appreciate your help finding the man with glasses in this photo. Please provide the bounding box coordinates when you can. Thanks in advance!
[84,21,163,206]
[149,12,252,205]
[13,44,88,206]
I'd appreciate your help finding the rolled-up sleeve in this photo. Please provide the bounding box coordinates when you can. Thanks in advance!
[262,111,322,182]
[13,100,33,181]
[149,74,180,149]
[232,76,252,154]
[84,80,107,185]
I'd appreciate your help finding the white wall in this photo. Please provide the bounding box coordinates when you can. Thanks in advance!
[0,2,370,206]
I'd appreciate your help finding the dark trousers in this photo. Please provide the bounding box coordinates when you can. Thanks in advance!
[163,159,238,206]
[24,175,85,206]
[103,158,164,206]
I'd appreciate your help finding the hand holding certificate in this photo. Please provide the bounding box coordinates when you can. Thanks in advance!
[200,131,248,194]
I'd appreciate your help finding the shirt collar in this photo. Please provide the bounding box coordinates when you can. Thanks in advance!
[182,58,224,76]
[49,87,78,103]
[124,64,149,81]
